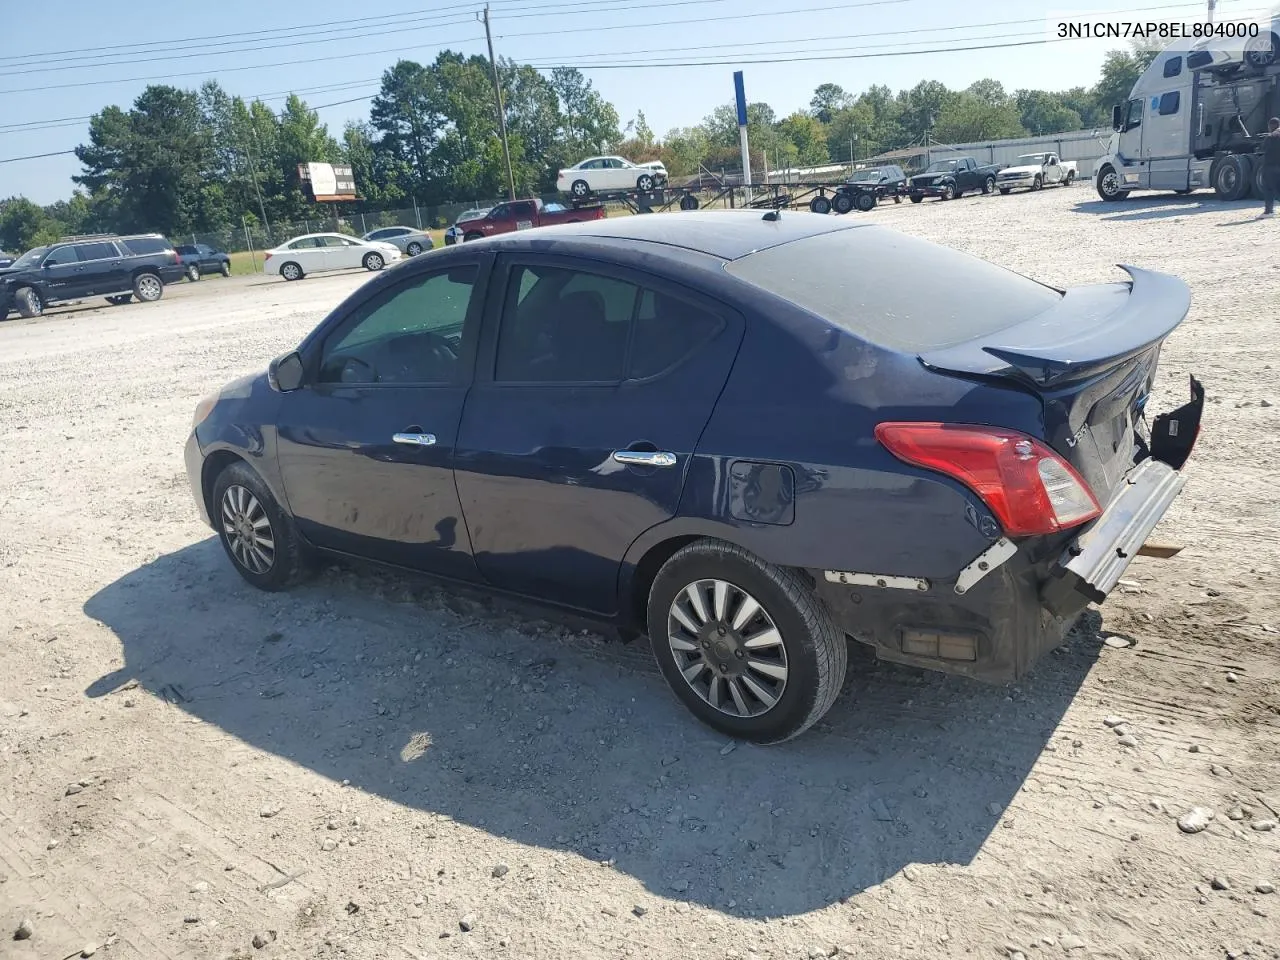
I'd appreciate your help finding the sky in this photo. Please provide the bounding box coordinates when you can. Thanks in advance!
[0,0,1252,204]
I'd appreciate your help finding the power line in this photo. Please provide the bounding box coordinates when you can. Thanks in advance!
[0,149,77,165]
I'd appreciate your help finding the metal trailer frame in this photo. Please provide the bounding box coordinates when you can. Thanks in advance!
[567,178,895,217]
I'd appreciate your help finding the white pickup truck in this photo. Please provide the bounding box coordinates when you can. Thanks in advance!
[995,153,1077,194]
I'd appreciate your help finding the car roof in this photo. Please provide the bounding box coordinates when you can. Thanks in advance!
[490,210,872,261]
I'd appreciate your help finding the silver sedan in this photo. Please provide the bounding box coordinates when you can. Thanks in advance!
[360,226,434,256]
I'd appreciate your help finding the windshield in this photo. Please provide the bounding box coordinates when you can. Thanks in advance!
[176,245,198,254]
[1016,154,1048,164]
[724,226,1062,352]
[924,160,959,173]
[10,247,49,268]
[852,169,886,181]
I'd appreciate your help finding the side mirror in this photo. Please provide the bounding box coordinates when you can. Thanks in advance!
[268,351,305,392]
[1112,104,1123,131]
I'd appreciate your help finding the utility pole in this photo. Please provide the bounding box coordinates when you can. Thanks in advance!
[479,4,517,201]
[1207,0,1216,24]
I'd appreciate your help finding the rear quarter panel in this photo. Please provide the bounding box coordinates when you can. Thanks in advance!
[628,285,1047,582]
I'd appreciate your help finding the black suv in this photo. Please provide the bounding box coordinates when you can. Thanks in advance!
[175,243,233,281]
[830,165,908,213]
[0,233,186,319]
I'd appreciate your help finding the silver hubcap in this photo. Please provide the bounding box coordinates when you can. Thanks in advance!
[221,484,275,574]
[1102,172,1120,195]
[283,264,300,279]
[368,255,382,269]
[668,579,788,718]
[138,276,161,299]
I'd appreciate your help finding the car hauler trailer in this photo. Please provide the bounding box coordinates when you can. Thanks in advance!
[1095,28,1280,201]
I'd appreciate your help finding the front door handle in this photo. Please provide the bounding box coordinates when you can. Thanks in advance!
[393,432,436,446]
[613,449,677,468]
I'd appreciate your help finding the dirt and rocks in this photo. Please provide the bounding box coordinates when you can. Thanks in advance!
[1,187,1278,960]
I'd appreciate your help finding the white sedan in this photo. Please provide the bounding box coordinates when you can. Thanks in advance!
[263,233,401,281]
[556,156,668,198]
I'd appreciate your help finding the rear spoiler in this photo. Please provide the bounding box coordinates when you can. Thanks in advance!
[918,265,1191,388]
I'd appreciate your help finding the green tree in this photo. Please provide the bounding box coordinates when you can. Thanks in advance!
[550,67,621,158]
[809,82,851,124]
[777,112,830,166]
[0,197,53,251]
[371,59,446,197]
[1014,90,1083,135]
[1093,47,1158,117]
[933,92,1026,143]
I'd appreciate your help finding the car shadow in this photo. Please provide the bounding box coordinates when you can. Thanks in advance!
[84,539,1102,919]
[1073,195,1261,221]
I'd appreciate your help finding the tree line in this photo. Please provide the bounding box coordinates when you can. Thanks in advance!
[0,46,1156,253]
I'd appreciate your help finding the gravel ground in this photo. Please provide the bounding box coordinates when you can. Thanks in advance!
[1,187,1278,960]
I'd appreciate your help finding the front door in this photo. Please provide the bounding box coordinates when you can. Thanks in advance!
[274,259,488,580]
[39,246,88,301]
[453,255,742,614]
[324,235,366,270]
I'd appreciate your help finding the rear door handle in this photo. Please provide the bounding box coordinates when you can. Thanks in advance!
[393,432,436,446]
[612,449,677,467]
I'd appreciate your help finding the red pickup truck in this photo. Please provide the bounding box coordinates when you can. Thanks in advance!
[456,198,605,241]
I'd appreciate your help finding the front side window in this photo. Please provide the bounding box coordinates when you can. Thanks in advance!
[43,246,79,266]
[1126,98,1144,129]
[323,235,358,247]
[317,266,478,385]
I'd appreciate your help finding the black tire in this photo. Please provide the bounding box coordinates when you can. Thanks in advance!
[679,194,700,211]
[1214,154,1253,201]
[1096,165,1129,202]
[406,241,423,256]
[1245,30,1279,69]
[1031,175,1043,191]
[220,260,232,277]
[280,261,304,281]
[105,294,133,305]
[14,287,43,318]
[893,195,902,203]
[647,539,848,744]
[186,264,201,282]
[909,194,923,204]
[853,192,876,213]
[132,272,164,303]
[1064,170,1076,185]
[940,184,956,200]
[463,232,485,242]
[809,196,832,214]
[982,176,996,195]
[637,174,655,192]
[570,179,590,199]
[362,252,385,271]
[999,187,1012,195]
[832,192,856,214]
[211,461,312,592]
[1251,162,1266,200]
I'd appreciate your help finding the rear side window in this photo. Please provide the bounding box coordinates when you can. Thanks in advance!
[1159,91,1180,115]
[724,227,1061,352]
[121,236,172,255]
[176,245,197,255]
[1163,56,1182,78]
[74,241,120,261]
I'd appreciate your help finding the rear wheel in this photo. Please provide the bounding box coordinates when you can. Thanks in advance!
[186,264,201,282]
[280,261,304,281]
[1214,154,1253,201]
[853,192,876,213]
[133,272,163,302]
[14,287,43,318]
[463,232,485,242]
[362,252,385,271]
[1245,30,1279,69]
[679,194,700,211]
[809,195,832,214]
[570,179,590,199]
[406,241,423,256]
[832,192,855,214]
[647,540,848,744]
[637,173,655,192]
[211,461,312,591]
[982,175,996,195]
[999,187,1012,195]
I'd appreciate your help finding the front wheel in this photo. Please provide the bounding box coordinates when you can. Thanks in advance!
[1031,175,1043,191]
[832,192,855,214]
[363,252,385,271]
[940,184,956,200]
[637,174,655,192]
[1064,170,1076,185]
[982,176,996,195]
[14,287,43,318]
[220,260,232,277]
[809,196,832,214]
[105,294,133,305]
[909,193,923,204]
[211,461,312,591]
[1096,166,1129,202]
[647,540,848,744]
[133,272,164,302]
[999,187,1012,195]
[853,192,875,212]
[186,264,201,282]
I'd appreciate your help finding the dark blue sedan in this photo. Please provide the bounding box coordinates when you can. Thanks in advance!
[186,211,1203,743]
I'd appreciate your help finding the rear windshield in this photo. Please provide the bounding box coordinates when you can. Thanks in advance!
[724,227,1062,352]
[176,245,197,254]
[121,236,173,255]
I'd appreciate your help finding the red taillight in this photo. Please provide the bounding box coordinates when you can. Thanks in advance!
[263,252,272,260]
[170,251,180,264]
[875,422,1101,537]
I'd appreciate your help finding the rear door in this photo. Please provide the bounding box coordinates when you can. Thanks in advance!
[73,241,127,295]
[453,255,743,613]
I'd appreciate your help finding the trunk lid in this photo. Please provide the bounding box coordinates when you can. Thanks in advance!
[918,265,1191,500]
